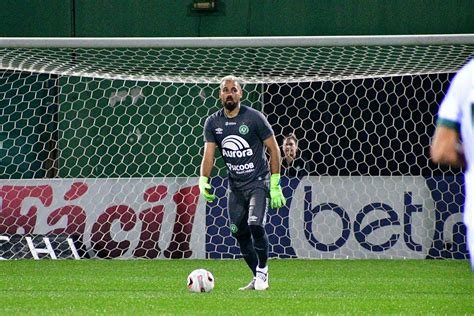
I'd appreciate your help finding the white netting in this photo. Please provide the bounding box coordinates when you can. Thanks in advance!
[0,36,473,83]
[0,36,473,259]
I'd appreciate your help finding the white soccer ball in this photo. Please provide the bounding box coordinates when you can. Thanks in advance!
[187,269,215,293]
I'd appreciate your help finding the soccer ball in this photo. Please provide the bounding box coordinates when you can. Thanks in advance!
[187,269,215,293]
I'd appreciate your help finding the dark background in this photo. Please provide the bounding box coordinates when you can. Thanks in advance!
[0,0,472,37]
[265,74,459,176]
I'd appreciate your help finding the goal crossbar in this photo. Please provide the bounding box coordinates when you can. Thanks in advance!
[0,34,473,48]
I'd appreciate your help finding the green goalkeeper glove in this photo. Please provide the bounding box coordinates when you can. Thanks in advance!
[199,176,216,202]
[270,173,286,209]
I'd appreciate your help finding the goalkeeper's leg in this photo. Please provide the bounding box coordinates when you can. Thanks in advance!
[234,227,258,276]
[248,188,270,290]
[235,228,258,290]
[228,190,258,284]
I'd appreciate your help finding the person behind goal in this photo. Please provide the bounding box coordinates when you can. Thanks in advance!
[431,58,474,271]
[281,133,314,177]
[199,75,286,290]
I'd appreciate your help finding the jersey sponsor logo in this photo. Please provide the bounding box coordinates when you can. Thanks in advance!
[226,162,255,173]
[225,122,236,126]
[222,135,254,158]
[215,128,223,134]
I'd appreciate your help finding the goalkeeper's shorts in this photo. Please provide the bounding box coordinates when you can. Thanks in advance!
[227,187,268,236]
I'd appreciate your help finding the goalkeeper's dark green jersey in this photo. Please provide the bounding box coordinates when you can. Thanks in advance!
[203,105,273,190]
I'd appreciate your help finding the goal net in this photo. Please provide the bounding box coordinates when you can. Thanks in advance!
[0,35,473,260]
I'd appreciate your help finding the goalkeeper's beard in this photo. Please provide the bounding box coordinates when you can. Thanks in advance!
[224,100,238,112]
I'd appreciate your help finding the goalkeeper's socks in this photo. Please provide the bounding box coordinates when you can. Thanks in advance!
[250,225,269,268]
[236,232,258,275]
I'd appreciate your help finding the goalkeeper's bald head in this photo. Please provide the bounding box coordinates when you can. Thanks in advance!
[220,75,242,90]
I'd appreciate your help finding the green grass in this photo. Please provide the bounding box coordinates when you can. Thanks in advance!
[0,259,472,315]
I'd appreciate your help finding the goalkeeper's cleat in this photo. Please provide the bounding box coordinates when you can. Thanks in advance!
[238,278,256,291]
[255,267,269,291]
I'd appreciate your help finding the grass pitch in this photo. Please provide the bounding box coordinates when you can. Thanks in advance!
[1,259,472,315]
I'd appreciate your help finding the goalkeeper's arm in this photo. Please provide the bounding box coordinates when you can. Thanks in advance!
[264,135,282,176]
[199,142,217,202]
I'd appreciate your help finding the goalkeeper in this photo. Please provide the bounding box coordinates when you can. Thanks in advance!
[199,75,286,290]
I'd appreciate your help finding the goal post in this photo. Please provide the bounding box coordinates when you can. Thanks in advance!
[0,35,473,259]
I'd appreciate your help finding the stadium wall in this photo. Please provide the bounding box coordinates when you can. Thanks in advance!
[0,0,472,37]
